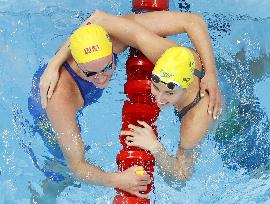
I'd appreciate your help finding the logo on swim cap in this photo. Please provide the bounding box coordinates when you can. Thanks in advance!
[70,24,113,63]
[183,77,191,82]
[153,47,195,88]
[160,69,173,78]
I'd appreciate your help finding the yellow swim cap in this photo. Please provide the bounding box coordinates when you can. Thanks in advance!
[153,47,195,88]
[70,24,113,63]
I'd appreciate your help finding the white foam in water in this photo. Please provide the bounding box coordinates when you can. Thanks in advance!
[255,77,270,117]
[184,0,270,18]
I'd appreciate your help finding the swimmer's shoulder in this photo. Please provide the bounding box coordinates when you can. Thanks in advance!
[180,94,212,148]
[183,93,210,123]
[47,64,84,110]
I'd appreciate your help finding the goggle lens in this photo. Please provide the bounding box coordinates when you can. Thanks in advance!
[151,74,180,91]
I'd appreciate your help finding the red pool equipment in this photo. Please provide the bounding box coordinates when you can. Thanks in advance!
[132,0,169,11]
[113,0,169,203]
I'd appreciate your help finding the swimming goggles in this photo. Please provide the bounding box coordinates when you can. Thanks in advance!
[151,74,181,91]
[77,54,114,77]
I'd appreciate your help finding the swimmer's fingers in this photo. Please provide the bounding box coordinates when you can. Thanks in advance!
[128,124,144,133]
[207,86,216,117]
[125,136,135,142]
[125,139,133,146]
[199,81,207,97]
[47,76,58,99]
[213,89,222,119]
[208,85,223,119]
[40,60,61,108]
[132,191,149,199]
[200,72,222,119]
[39,76,49,109]
[121,130,137,137]
[137,121,151,129]
[47,82,54,99]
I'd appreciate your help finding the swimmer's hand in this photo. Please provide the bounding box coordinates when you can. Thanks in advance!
[40,61,60,109]
[113,165,151,198]
[199,71,222,120]
[121,121,160,152]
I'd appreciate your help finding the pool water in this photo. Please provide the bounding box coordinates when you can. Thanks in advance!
[1,0,270,203]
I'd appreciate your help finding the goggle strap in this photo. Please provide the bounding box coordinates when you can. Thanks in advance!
[193,69,205,79]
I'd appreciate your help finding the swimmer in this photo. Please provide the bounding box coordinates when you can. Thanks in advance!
[89,10,216,180]
[29,25,150,198]
[30,10,221,196]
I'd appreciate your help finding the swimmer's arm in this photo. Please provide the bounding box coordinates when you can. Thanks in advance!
[151,100,213,180]
[45,90,115,187]
[89,10,177,63]
[151,133,204,180]
[122,11,217,76]
[49,40,71,70]
[45,79,150,197]
[40,40,71,108]
[151,143,200,180]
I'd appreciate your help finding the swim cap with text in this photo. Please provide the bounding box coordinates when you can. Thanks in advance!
[70,24,113,63]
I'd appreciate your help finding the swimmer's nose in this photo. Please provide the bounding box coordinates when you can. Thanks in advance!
[94,74,107,83]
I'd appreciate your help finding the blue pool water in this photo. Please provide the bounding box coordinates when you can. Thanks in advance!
[1,0,270,203]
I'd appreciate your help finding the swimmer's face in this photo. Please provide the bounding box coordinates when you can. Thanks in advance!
[76,54,115,89]
[151,81,186,109]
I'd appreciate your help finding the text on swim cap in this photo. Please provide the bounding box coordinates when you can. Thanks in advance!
[160,69,173,78]
[84,45,100,54]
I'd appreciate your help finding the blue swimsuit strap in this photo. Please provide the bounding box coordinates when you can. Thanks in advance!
[63,61,99,104]
[63,54,117,106]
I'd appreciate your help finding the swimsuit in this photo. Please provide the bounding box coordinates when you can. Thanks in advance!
[63,62,103,107]
[175,68,205,121]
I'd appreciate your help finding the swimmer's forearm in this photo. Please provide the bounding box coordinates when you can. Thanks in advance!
[151,143,197,180]
[50,40,71,68]
[89,10,143,50]
[89,10,175,63]
[184,15,217,75]
[123,11,217,75]
[70,160,117,187]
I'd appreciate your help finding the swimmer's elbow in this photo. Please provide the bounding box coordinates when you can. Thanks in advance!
[182,169,193,181]
[69,160,85,180]
[185,13,207,31]
[192,13,207,28]
[174,157,195,181]
[92,9,103,17]
[174,167,193,181]
[88,9,106,25]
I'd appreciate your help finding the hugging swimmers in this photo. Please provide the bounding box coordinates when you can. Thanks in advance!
[28,10,222,197]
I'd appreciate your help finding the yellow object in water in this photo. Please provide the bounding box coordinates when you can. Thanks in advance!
[135,170,145,175]
[153,47,195,88]
[70,24,113,63]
